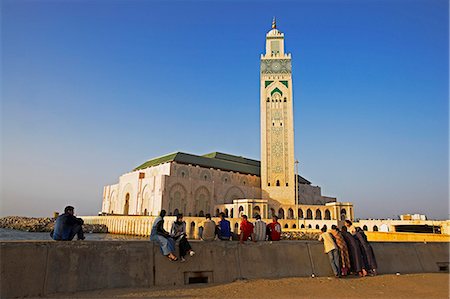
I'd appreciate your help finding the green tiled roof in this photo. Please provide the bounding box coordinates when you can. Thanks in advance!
[134,151,311,184]
[133,152,179,171]
[134,152,261,175]
[202,152,260,167]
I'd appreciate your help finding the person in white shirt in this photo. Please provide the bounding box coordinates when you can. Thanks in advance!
[253,214,267,241]
[318,226,340,277]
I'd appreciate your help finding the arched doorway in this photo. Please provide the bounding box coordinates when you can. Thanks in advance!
[270,208,276,217]
[306,209,312,219]
[225,209,229,217]
[324,209,331,220]
[340,208,347,220]
[124,193,130,215]
[298,209,304,219]
[238,206,244,217]
[253,206,261,217]
[278,208,285,219]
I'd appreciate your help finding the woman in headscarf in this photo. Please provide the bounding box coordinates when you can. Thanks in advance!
[170,213,195,262]
[341,226,367,277]
[330,225,351,276]
[354,227,378,275]
[150,210,177,261]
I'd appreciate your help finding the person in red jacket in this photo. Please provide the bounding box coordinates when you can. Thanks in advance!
[239,215,255,243]
[266,215,282,241]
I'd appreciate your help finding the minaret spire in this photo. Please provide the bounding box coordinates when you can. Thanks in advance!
[272,17,276,29]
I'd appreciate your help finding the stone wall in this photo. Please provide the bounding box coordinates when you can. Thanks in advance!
[1,241,448,298]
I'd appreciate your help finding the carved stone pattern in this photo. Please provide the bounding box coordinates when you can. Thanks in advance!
[261,59,292,74]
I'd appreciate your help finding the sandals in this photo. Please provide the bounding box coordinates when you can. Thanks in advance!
[167,253,178,261]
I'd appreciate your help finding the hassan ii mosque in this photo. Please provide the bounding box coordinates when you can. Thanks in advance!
[101,19,354,228]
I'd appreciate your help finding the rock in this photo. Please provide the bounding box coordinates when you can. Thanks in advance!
[0,216,108,233]
[280,231,320,241]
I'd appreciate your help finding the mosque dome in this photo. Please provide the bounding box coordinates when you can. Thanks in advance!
[267,28,281,36]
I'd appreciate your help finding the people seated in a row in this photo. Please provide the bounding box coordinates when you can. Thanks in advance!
[318,221,377,278]
[239,214,282,243]
[151,211,283,262]
[198,213,282,242]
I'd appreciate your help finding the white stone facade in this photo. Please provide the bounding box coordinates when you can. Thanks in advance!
[103,161,261,217]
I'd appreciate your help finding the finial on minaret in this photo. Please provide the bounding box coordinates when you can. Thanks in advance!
[272,17,276,29]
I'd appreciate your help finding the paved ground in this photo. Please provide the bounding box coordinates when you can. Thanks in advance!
[49,273,449,299]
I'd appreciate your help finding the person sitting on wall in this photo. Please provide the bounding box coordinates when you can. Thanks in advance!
[318,225,341,278]
[253,214,267,241]
[239,214,255,244]
[150,210,177,261]
[217,212,232,240]
[199,213,216,241]
[50,206,85,241]
[266,215,282,241]
[170,213,195,262]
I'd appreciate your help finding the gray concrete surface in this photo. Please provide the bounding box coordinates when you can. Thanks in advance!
[1,240,448,298]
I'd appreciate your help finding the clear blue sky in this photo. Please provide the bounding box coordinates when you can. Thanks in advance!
[2,0,448,219]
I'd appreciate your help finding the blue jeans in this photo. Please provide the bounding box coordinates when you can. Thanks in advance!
[155,235,175,256]
[328,249,340,276]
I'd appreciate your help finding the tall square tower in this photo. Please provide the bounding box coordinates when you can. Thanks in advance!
[260,19,296,205]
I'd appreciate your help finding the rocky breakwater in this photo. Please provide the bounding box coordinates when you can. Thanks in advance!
[0,216,108,233]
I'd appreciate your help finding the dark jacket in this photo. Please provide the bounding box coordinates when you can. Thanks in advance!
[52,213,83,240]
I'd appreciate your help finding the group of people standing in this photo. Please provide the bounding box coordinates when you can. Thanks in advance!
[319,220,378,278]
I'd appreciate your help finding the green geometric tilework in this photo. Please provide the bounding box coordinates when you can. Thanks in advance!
[265,81,274,88]
[270,87,283,96]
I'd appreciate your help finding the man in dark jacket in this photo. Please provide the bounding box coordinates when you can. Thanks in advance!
[51,206,85,241]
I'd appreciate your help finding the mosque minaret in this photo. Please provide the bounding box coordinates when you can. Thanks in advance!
[260,17,296,205]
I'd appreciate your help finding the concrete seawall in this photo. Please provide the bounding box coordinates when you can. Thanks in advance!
[1,241,448,298]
